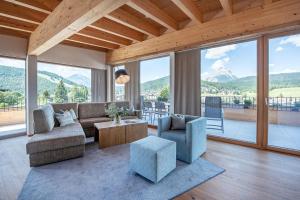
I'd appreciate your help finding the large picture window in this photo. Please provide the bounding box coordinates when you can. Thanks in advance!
[0,57,26,136]
[140,56,170,125]
[37,62,91,105]
[201,40,257,143]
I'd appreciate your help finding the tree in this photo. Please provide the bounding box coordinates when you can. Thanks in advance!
[43,90,50,99]
[69,86,89,103]
[54,80,68,103]
[157,87,169,102]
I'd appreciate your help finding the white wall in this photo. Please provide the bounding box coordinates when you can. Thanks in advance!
[0,34,28,59]
[0,34,106,69]
[38,44,106,69]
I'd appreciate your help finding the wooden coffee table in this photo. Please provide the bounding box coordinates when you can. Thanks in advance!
[94,119,148,149]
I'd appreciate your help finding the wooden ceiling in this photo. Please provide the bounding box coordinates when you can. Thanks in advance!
[0,0,299,63]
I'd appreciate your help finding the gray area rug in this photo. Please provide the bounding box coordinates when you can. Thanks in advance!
[18,143,224,200]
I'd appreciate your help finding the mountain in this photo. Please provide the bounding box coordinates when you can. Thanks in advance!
[67,74,91,87]
[0,65,83,95]
[204,71,238,83]
[141,76,169,93]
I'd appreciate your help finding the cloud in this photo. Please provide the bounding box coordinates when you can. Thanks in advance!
[281,68,299,73]
[279,35,300,47]
[205,44,237,59]
[275,46,283,52]
[211,57,231,74]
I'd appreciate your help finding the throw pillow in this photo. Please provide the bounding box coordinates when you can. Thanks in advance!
[33,104,55,134]
[55,111,75,127]
[171,114,186,130]
[59,108,77,120]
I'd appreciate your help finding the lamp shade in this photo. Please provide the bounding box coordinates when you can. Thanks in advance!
[115,69,130,84]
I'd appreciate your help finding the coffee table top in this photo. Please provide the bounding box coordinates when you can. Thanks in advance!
[94,119,148,129]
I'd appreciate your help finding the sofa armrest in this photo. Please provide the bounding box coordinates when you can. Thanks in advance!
[186,117,207,161]
[157,116,171,137]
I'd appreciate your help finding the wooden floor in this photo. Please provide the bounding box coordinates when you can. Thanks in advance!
[0,132,300,200]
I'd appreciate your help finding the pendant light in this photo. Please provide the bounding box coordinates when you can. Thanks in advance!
[115,68,130,84]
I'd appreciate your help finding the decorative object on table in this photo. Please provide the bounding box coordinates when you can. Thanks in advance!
[105,102,128,124]
[115,68,130,84]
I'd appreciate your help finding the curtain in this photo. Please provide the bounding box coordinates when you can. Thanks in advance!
[125,61,140,109]
[91,68,107,102]
[174,49,201,116]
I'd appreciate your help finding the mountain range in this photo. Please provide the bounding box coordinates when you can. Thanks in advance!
[0,65,90,95]
[1,65,300,97]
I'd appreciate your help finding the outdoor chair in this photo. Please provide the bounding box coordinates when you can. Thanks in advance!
[204,96,224,133]
[142,101,154,123]
[153,101,169,124]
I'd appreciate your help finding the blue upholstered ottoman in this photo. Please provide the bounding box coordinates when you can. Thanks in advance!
[130,136,176,183]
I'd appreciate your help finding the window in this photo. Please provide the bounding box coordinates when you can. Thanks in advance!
[140,56,170,125]
[0,57,26,136]
[114,65,125,101]
[37,62,91,105]
[201,40,257,143]
[267,33,300,151]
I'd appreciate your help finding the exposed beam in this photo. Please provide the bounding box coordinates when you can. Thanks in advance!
[107,0,300,64]
[127,0,179,31]
[0,1,46,24]
[90,18,145,42]
[107,8,161,37]
[264,0,273,5]
[0,26,30,38]
[171,0,202,24]
[28,0,128,55]
[0,15,37,32]
[219,0,233,16]
[62,40,108,52]
[3,0,52,14]
[68,35,119,50]
[78,27,132,46]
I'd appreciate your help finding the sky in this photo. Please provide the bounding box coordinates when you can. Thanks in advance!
[201,34,300,79]
[140,56,170,83]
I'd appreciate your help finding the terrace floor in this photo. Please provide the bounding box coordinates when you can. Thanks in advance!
[144,116,300,151]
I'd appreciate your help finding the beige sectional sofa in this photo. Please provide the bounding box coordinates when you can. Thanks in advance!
[26,101,139,167]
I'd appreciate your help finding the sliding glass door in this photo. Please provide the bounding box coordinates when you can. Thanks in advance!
[200,40,258,143]
[267,33,300,151]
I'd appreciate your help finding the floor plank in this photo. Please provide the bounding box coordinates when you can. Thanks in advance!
[0,133,299,200]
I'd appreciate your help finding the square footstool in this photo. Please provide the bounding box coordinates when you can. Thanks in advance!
[130,136,176,183]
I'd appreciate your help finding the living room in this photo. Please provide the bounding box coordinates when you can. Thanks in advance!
[0,0,300,200]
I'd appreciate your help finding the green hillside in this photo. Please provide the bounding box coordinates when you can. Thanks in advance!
[0,65,81,95]
[141,76,169,93]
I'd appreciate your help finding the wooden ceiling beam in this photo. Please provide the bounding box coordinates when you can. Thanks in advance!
[107,8,161,37]
[28,0,129,55]
[68,35,119,50]
[0,1,46,24]
[219,0,233,16]
[0,26,30,38]
[62,40,108,52]
[3,0,52,14]
[127,0,179,31]
[90,18,145,42]
[78,27,132,46]
[171,0,202,24]
[0,15,37,32]
[107,0,300,64]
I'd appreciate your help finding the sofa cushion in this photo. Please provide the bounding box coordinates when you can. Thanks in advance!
[79,117,111,128]
[52,103,79,118]
[55,111,75,127]
[171,114,186,130]
[78,102,107,119]
[26,122,85,154]
[33,104,55,134]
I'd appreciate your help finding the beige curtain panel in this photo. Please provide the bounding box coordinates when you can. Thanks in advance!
[91,68,107,102]
[174,49,201,116]
[125,61,141,109]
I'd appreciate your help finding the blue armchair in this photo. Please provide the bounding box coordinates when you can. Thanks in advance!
[157,115,207,164]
